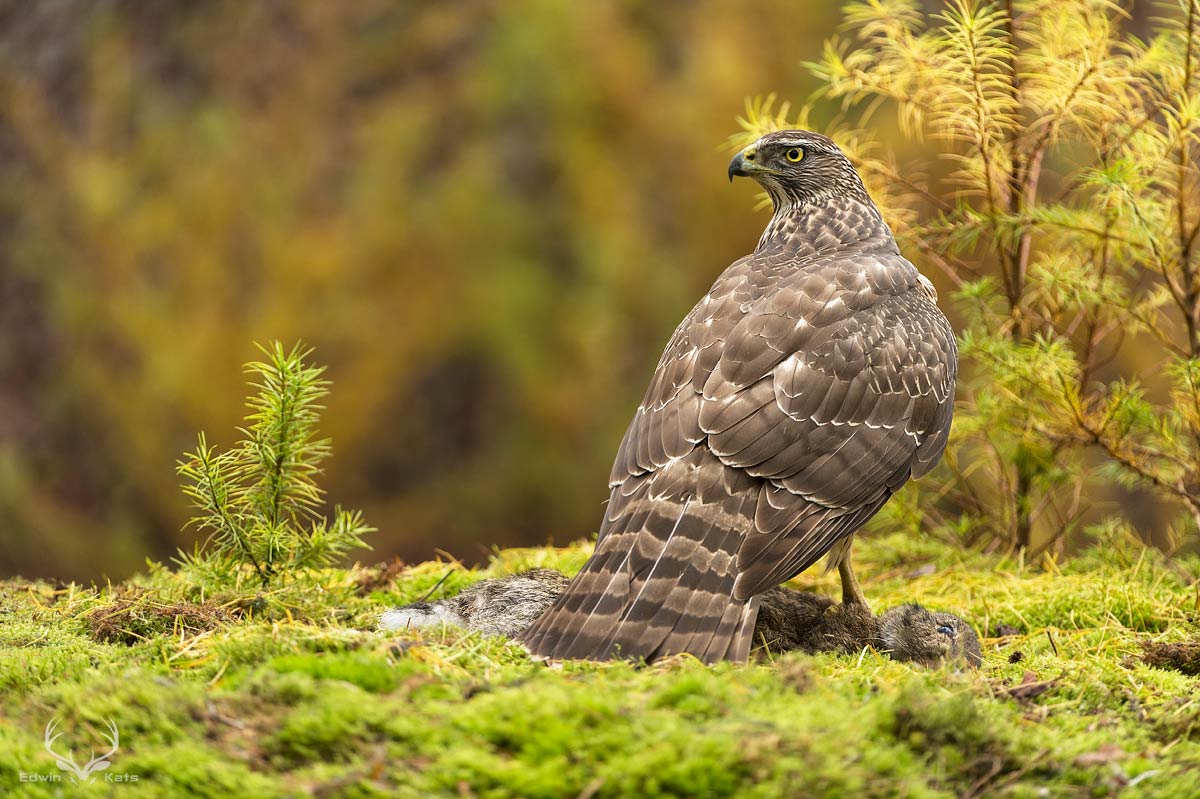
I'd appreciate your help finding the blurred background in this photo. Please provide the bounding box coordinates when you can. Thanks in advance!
[3,0,1177,582]
[0,0,854,581]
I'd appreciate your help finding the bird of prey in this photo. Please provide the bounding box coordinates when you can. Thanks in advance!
[519,130,957,664]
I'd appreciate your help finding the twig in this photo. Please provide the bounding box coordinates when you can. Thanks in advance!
[419,569,456,603]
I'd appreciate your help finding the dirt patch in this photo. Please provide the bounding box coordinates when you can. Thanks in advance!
[1139,640,1200,676]
[85,596,230,645]
[992,670,1060,702]
[355,557,408,596]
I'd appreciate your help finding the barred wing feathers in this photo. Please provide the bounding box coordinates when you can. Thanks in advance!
[520,225,955,664]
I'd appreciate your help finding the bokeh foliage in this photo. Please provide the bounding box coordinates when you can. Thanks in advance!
[0,0,832,579]
[4,0,1200,580]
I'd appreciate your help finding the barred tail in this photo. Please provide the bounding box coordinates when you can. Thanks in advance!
[519,448,760,664]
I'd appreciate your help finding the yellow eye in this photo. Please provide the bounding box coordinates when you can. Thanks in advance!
[785,148,804,163]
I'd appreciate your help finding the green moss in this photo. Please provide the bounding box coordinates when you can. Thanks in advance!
[118,745,284,799]
[266,652,403,693]
[264,680,393,764]
[1,538,1199,797]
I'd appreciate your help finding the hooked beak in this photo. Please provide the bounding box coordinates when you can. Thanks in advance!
[728,147,759,182]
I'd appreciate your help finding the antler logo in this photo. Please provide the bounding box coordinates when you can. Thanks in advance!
[43,718,119,783]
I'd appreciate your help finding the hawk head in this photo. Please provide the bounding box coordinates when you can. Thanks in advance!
[728,130,867,207]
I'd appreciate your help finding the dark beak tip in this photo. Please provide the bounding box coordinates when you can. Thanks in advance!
[727,153,746,183]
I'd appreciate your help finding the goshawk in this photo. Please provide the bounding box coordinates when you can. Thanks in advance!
[520,130,957,663]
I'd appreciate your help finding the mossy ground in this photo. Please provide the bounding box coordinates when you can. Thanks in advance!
[2,533,1200,798]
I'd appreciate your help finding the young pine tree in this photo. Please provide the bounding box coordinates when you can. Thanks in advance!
[177,342,372,587]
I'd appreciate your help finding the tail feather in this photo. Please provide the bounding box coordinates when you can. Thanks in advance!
[675,573,739,656]
[539,534,634,656]
[519,448,761,664]
[721,596,761,662]
[520,538,623,650]
[694,594,752,662]
[627,504,748,660]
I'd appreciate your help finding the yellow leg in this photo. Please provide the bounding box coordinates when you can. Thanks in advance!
[837,542,869,607]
